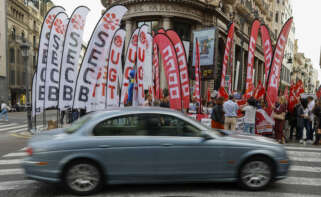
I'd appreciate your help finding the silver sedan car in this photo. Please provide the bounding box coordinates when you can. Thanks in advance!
[22,107,289,195]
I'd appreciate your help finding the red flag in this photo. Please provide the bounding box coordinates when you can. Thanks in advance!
[244,20,261,99]
[266,18,293,108]
[254,80,265,100]
[154,33,182,110]
[288,83,297,112]
[220,23,234,90]
[153,41,160,100]
[218,87,228,100]
[283,87,289,101]
[207,88,211,102]
[166,30,190,109]
[194,39,201,113]
[260,25,273,85]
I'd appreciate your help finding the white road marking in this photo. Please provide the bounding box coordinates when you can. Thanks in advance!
[278,177,321,186]
[0,168,24,176]
[289,155,321,162]
[0,123,18,128]
[0,125,28,131]
[20,147,27,151]
[3,152,27,158]
[290,165,321,173]
[285,146,321,152]
[287,150,321,158]
[8,127,28,133]
[0,159,22,165]
[0,180,36,191]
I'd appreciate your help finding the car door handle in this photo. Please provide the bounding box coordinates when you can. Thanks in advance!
[161,143,173,147]
[98,145,111,148]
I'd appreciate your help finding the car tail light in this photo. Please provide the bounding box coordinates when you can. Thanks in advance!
[25,147,33,156]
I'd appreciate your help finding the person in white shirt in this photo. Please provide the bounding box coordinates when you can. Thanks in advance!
[0,102,9,121]
[241,97,257,134]
[223,95,239,130]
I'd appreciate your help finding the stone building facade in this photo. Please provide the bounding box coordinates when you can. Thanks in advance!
[7,0,53,106]
[0,0,8,103]
[101,0,293,96]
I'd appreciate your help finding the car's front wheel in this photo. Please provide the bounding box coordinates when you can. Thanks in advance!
[63,160,103,195]
[239,157,273,191]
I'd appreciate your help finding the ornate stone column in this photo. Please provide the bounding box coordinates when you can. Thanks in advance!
[125,19,133,52]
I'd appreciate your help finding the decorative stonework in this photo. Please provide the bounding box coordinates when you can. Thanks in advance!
[122,2,204,23]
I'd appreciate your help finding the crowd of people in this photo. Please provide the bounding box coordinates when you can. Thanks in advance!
[141,90,320,145]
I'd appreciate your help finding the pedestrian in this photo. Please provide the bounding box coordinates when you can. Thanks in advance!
[289,104,298,141]
[223,95,239,131]
[60,110,65,125]
[296,99,305,143]
[312,98,321,145]
[241,97,257,134]
[211,96,225,129]
[302,98,312,144]
[307,96,315,143]
[0,102,10,121]
[144,94,153,106]
[188,97,198,113]
[272,96,286,144]
[160,95,170,108]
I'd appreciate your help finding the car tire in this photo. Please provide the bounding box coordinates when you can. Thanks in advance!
[238,156,273,191]
[63,160,104,196]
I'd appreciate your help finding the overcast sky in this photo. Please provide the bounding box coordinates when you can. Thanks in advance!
[51,0,321,80]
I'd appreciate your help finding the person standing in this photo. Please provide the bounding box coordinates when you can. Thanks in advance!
[296,99,305,143]
[312,98,321,145]
[0,102,10,121]
[211,97,225,129]
[307,96,315,143]
[223,95,239,130]
[241,97,257,134]
[273,97,286,144]
[144,95,153,106]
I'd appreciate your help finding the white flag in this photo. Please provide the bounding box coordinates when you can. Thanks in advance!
[58,6,90,111]
[35,6,65,113]
[106,29,126,107]
[44,12,69,109]
[143,33,153,91]
[120,28,139,106]
[73,5,128,111]
[136,25,148,106]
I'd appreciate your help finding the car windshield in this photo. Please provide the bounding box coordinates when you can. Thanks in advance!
[64,115,92,134]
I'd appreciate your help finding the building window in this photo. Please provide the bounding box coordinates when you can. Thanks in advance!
[173,21,191,41]
[9,48,15,63]
[11,28,16,40]
[137,20,159,33]
[10,70,15,85]
[17,49,21,64]
[275,12,279,23]
[21,32,25,40]
[33,35,36,48]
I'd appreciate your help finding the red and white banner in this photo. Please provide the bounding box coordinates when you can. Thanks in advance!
[266,18,293,108]
[59,6,89,111]
[144,33,153,93]
[218,87,229,100]
[44,13,68,109]
[256,108,275,134]
[254,80,265,100]
[220,23,234,89]
[106,29,126,107]
[194,39,201,108]
[35,6,65,114]
[153,39,160,100]
[260,25,273,85]
[74,5,127,111]
[244,20,261,99]
[120,28,139,106]
[154,33,182,110]
[136,25,148,106]
[166,30,190,109]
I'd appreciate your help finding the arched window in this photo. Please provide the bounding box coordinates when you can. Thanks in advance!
[21,31,25,40]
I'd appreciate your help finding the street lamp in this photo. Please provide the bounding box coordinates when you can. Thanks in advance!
[20,38,32,131]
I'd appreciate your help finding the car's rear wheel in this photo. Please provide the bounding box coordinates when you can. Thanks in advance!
[63,161,103,195]
[239,157,273,191]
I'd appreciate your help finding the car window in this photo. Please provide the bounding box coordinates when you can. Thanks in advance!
[93,114,149,136]
[64,114,92,134]
[150,114,201,137]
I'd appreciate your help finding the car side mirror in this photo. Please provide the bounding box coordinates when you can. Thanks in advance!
[200,133,213,141]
